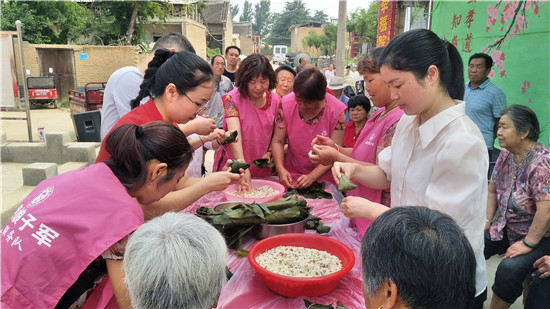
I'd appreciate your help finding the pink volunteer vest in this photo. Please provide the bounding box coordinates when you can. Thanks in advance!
[283,93,347,184]
[349,107,403,235]
[214,88,279,177]
[1,163,144,308]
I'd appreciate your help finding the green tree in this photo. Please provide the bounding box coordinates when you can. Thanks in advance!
[1,0,173,48]
[311,10,329,24]
[302,23,337,55]
[239,0,253,22]
[252,0,271,38]
[231,4,239,21]
[207,46,221,59]
[302,30,324,52]
[1,1,91,44]
[346,2,378,43]
[88,1,170,48]
[268,0,311,45]
[323,23,337,54]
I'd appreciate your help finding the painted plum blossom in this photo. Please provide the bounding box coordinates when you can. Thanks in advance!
[481,0,546,99]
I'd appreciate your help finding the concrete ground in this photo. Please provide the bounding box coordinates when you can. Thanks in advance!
[0,107,523,308]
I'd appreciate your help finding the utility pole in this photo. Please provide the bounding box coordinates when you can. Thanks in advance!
[335,0,347,77]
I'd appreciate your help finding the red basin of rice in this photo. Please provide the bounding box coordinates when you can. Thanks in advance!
[248,233,355,297]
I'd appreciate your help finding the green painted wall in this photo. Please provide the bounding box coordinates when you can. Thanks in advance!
[431,0,549,147]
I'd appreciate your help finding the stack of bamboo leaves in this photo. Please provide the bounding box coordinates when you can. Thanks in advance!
[196,194,330,248]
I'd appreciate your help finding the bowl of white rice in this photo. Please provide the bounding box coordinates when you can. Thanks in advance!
[248,233,355,297]
[223,179,285,204]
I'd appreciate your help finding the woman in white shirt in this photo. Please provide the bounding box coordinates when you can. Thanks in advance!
[333,29,488,309]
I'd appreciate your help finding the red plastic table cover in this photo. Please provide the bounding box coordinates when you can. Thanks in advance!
[182,182,366,309]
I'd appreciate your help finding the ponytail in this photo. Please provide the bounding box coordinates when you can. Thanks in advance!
[131,49,176,110]
[104,121,193,192]
[444,42,465,100]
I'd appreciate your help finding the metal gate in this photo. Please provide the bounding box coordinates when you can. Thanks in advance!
[36,48,76,102]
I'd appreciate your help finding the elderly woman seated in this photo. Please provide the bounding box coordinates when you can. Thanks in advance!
[484,104,550,309]
[123,212,227,309]
[361,206,476,309]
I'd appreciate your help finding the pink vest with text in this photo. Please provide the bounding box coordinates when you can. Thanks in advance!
[283,93,347,184]
[1,163,144,308]
[214,89,279,177]
[349,107,403,235]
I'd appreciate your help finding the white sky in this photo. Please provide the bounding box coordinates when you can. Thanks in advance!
[230,0,374,21]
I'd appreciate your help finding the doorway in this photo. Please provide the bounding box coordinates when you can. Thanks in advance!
[36,48,77,102]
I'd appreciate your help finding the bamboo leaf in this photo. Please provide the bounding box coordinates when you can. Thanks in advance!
[337,174,358,191]
[235,249,249,258]
[221,130,238,145]
[230,161,250,173]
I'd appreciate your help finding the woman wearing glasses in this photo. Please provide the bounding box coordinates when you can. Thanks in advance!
[213,53,279,189]
[96,50,225,162]
[95,50,243,214]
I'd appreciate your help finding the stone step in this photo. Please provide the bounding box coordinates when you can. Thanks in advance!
[58,161,88,175]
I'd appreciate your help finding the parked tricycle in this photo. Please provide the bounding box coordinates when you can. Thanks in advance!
[69,82,106,114]
[27,76,58,108]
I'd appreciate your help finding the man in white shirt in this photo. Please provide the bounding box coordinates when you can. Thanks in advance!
[324,63,335,85]
[204,55,234,129]
[100,33,195,140]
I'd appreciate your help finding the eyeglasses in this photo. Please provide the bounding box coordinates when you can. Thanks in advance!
[183,92,207,115]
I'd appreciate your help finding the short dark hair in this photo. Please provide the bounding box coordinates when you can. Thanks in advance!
[347,95,371,113]
[469,53,493,69]
[345,65,351,69]
[131,50,214,109]
[235,53,276,98]
[501,104,540,141]
[105,121,193,193]
[293,68,326,102]
[210,55,224,65]
[357,46,385,75]
[275,65,296,77]
[225,45,241,55]
[380,29,465,100]
[152,33,195,54]
[361,206,476,309]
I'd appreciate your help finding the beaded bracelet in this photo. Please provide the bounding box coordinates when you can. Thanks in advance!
[199,136,205,145]
[522,238,537,249]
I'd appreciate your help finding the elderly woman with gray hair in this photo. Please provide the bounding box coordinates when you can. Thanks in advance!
[124,212,227,309]
[484,104,550,309]
[361,206,477,309]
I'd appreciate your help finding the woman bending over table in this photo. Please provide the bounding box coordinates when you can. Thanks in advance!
[484,104,550,309]
[2,122,193,308]
[96,50,242,217]
[272,67,346,189]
